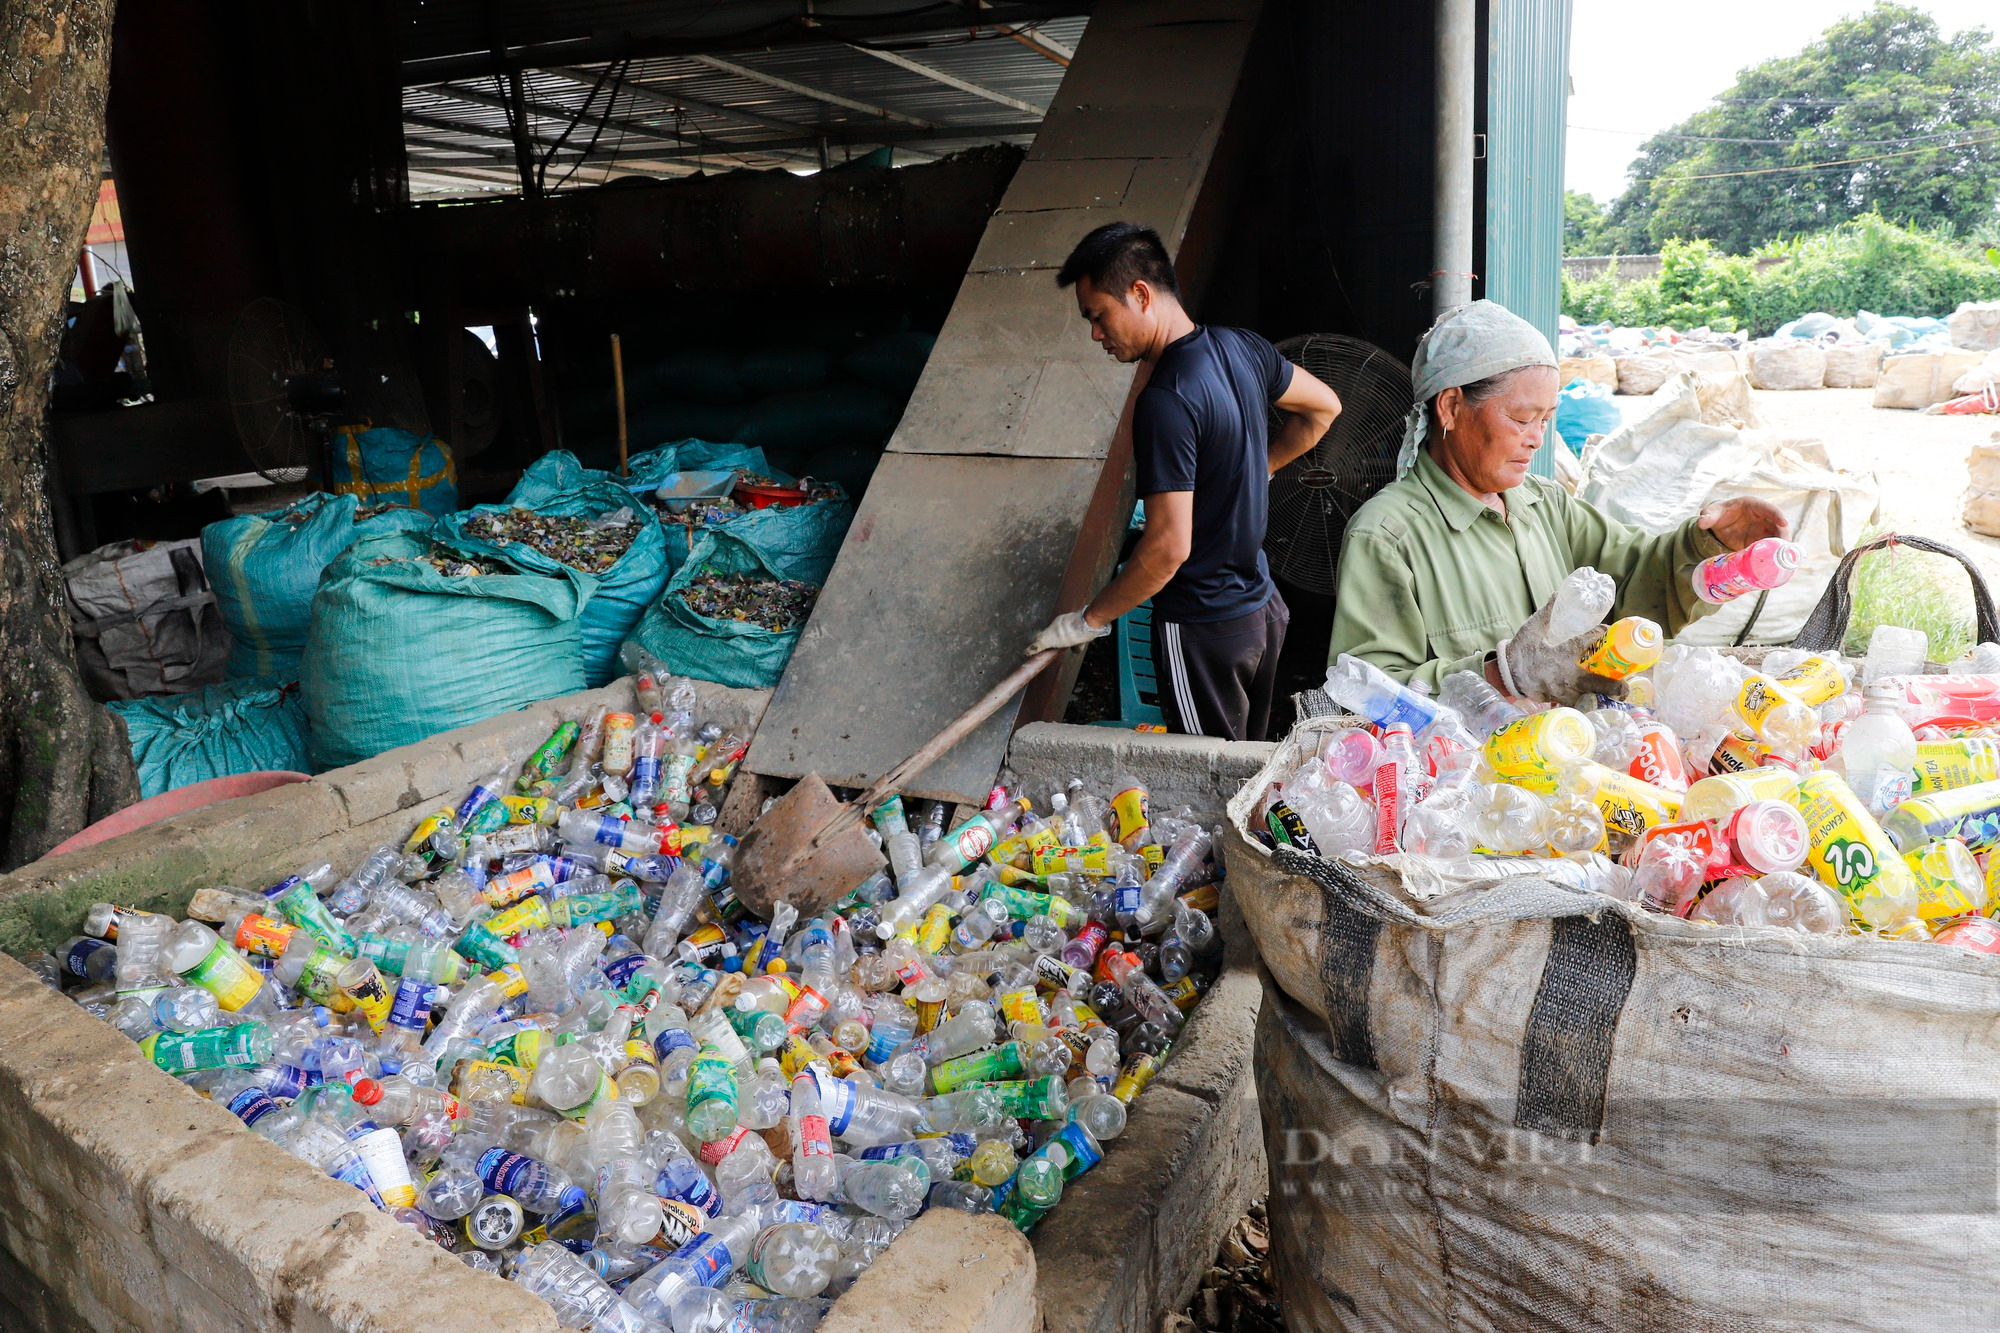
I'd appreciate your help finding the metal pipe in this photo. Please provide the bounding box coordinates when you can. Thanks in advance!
[1433,0,1476,315]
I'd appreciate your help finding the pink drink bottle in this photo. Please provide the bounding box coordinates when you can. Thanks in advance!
[1693,538,1801,605]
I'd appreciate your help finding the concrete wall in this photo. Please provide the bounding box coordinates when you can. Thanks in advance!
[0,706,1268,1333]
[1564,253,1787,284]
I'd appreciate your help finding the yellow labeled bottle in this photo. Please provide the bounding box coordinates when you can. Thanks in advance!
[1792,771,1921,931]
[1680,768,1802,824]
[1770,654,1849,706]
[1572,762,1682,841]
[1911,739,2000,796]
[1483,707,1593,794]
[1732,675,1820,753]
[1577,617,1663,680]
[1903,838,1986,925]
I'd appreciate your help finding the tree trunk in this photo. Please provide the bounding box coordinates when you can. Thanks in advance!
[0,0,138,870]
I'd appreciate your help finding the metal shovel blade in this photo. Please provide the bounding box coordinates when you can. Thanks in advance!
[731,772,887,920]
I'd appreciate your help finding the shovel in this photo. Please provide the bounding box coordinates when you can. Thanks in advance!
[731,649,1062,919]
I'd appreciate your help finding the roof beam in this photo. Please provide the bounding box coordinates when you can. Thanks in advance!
[689,54,936,128]
[548,66,815,138]
[966,1,1075,65]
[846,43,1046,116]
[400,2,1093,85]
[423,80,697,154]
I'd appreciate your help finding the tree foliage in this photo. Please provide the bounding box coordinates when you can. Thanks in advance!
[1599,3,2000,255]
[1564,190,1614,254]
[1562,213,2000,335]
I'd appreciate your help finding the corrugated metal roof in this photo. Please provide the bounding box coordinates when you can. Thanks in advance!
[401,4,1086,195]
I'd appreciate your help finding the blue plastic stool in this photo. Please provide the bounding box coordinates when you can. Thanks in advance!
[1093,599,1166,727]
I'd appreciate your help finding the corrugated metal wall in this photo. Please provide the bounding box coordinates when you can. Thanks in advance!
[1484,0,1572,476]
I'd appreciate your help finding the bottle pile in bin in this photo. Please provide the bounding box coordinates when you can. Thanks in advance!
[36,653,1223,1332]
[1259,557,2000,952]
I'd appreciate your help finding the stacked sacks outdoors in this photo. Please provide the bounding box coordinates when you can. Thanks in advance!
[37,660,1222,1329]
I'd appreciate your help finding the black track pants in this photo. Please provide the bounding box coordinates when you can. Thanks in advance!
[1155,590,1290,742]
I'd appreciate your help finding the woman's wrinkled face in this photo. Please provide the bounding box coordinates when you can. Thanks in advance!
[1435,365,1560,493]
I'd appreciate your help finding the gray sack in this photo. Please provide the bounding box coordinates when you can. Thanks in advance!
[1226,715,2000,1333]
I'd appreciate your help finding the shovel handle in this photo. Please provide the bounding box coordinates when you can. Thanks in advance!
[787,649,1062,866]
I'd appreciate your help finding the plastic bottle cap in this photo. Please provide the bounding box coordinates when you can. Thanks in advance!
[1732,799,1808,874]
[767,959,788,974]
[651,713,664,723]
[352,1078,384,1105]
[722,956,743,972]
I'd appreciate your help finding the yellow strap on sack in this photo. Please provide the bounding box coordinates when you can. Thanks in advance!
[332,422,457,509]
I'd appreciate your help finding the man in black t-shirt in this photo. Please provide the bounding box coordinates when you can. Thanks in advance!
[1025,222,1341,741]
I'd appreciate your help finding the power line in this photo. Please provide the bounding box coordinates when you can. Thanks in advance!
[1570,122,1999,149]
[1632,131,2000,183]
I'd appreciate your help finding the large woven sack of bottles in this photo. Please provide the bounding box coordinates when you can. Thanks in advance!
[33,650,1221,1331]
[1228,534,2000,1331]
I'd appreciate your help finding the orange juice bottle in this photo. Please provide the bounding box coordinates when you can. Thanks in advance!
[1577,617,1663,679]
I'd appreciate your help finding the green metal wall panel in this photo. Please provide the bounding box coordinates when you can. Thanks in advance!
[1486,0,1572,476]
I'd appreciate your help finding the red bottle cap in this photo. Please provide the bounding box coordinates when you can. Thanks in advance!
[351,1078,384,1106]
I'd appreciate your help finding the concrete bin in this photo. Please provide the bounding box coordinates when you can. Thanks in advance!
[0,686,1267,1333]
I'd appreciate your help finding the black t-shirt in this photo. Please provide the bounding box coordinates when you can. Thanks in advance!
[1132,325,1291,623]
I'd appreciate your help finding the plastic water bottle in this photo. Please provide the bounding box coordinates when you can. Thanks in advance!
[1437,670,1525,737]
[627,713,666,809]
[1693,537,1801,604]
[1544,566,1615,642]
[1960,642,2000,675]
[1839,682,1918,815]
[1324,654,1441,731]
[747,1222,842,1298]
[1862,625,1929,685]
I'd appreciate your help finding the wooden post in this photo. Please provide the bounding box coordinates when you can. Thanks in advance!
[611,332,628,478]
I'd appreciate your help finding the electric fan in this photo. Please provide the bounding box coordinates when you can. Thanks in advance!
[1263,334,1414,594]
[226,298,343,484]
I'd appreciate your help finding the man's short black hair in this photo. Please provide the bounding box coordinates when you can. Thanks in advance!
[1056,221,1178,296]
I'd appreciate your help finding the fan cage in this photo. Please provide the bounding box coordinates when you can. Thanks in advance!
[1263,333,1414,595]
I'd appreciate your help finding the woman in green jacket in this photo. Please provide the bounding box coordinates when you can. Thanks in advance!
[1329,301,1787,701]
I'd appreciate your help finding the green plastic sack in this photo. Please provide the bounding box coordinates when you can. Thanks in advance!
[331,424,459,517]
[625,528,819,690]
[203,493,433,680]
[510,441,762,503]
[661,494,852,580]
[303,531,596,769]
[109,676,313,799]
[508,451,605,506]
[673,440,772,477]
[442,482,668,687]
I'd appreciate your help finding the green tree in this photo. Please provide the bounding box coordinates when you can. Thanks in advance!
[1608,3,2000,254]
[1563,189,1612,254]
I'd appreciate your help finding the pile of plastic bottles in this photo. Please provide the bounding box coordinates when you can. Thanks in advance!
[34,657,1222,1332]
[1261,558,2000,952]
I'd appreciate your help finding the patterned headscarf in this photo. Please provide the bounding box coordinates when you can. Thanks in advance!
[1396,300,1558,478]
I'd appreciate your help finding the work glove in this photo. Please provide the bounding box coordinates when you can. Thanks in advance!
[1495,593,1626,706]
[1026,611,1111,657]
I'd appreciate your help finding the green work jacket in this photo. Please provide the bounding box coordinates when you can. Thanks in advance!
[1329,447,1727,690]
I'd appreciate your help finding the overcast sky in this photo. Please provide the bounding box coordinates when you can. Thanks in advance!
[1566,0,1999,202]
